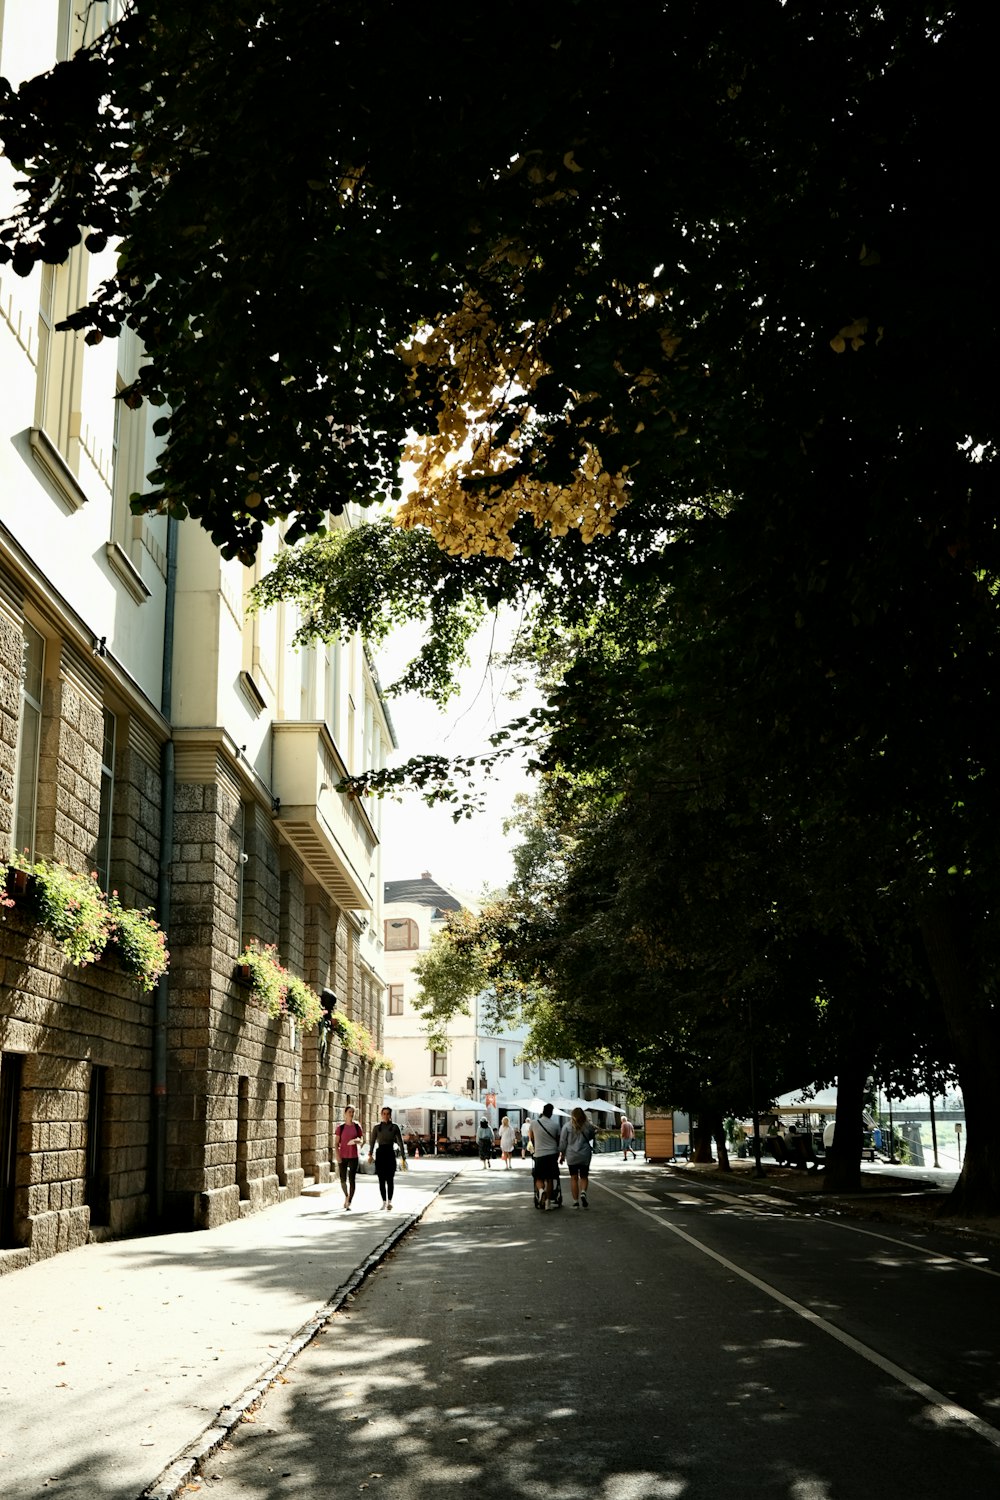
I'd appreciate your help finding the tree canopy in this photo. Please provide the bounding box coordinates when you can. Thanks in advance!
[2,3,991,567]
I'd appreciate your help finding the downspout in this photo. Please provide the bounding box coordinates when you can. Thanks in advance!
[152,515,178,1222]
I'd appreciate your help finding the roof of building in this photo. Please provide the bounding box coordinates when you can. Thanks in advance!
[384,872,462,913]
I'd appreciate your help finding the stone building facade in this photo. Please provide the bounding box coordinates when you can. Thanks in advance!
[0,0,393,1271]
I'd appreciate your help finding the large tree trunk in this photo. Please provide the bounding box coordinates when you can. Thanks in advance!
[919,892,1000,1217]
[693,1110,731,1170]
[690,1118,714,1163]
[823,1041,869,1194]
[710,1113,731,1172]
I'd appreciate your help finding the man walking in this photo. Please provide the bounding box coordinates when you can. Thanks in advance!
[531,1103,562,1209]
[620,1116,637,1160]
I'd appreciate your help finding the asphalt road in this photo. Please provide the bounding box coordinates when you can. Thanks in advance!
[201,1160,1000,1499]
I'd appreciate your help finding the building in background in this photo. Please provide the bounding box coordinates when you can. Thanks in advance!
[0,0,392,1270]
[382,873,625,1146]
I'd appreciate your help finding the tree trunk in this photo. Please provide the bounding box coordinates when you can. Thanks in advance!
[919,891,1000,1217]
[694,1110,730,1171]
[711,1113,731,1172]
[822,1042,869,1194]
[691,1119,714,1163]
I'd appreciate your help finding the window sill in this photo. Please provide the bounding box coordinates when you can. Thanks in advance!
[239,669,268,715]
[29,427,88,512]
[105,540,151,603]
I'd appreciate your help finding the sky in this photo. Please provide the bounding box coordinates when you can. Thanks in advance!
[373,608,541,902]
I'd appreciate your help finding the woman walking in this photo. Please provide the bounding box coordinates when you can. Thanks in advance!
[368,1105,405,1210]
[559,1107,597,1208]
[476,1117,495,1168]
[334,1104,363,1210]
[499,1115,517,1169]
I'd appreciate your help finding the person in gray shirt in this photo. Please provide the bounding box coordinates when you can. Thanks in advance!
[559,1107,596,1208]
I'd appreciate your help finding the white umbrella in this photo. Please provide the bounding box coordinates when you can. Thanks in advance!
[506,1096,570,1117]
[584,1099,625,1116]
[387,1089,481,1112]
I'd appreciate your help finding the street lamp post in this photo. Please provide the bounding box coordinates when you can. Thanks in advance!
[927,1060,940,1169]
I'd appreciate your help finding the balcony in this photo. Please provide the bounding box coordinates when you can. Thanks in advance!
[271,723,377,910]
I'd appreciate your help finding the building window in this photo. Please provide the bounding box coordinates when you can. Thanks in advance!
[522,1059,531,1081]
[384,917,419,951]
[498,1048,506,1078]
[431,1050,448,1077]
[94,708,116,890]
[109,347,147,565]
[13,623,45,860]
[388,984,403,1016]
[538,1061,546,1082]
[34,255,88,479]
[559,1061,565,1083]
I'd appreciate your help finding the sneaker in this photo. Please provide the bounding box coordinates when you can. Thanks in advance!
[580,1192,588,1208]
[387,1201,393,1211]
[573,1200,580,1209]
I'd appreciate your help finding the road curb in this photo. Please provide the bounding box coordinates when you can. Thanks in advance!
[142,1173,458,1500]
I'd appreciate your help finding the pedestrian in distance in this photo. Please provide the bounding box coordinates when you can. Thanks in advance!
[530,1102,562,1209]
[620,1116,637,1160]
[368,1105,406,1210]
[499,1115,517,1169]
[521,1117,533,1160]
[477,1116,495,1168]
[559,1106,596,1208]
[334,1104,363,1210]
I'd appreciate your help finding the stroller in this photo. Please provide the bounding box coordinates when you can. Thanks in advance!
[533,1159,563,1210]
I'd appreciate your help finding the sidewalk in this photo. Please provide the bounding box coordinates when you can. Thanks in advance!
[0,1162,458,1500]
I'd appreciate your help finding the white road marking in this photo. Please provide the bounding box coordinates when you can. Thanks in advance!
[659,1181,1000,1277]
[598,1180,1000,1452]
[810,1217,1000,1276]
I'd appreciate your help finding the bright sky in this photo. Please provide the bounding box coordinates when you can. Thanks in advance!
[374,609,540,900]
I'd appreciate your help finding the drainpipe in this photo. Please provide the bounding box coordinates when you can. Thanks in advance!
[152,515,178,1221]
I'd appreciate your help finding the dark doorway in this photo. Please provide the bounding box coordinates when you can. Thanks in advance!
[0,1053,25,1248]
[85,1064,110,1227]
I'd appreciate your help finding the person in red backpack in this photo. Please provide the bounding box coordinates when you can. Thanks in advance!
[335,1105,363,1210]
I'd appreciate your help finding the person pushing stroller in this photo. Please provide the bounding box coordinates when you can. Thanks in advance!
[529,1103,562,1210]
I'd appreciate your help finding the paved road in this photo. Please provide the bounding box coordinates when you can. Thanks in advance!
[204,1160,1000,1499]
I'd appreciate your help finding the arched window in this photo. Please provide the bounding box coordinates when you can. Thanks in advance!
[384,917,419,951]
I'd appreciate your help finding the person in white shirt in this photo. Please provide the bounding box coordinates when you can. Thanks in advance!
[499,1116,517,1169]
[530,1104,562,1209]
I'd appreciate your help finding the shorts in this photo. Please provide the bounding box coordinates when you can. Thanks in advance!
[566,1159,591,1178]
[532,1153,558,1184]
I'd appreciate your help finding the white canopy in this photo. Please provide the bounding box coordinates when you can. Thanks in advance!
[499,1095,570,1117]
[383,1090,479,1112]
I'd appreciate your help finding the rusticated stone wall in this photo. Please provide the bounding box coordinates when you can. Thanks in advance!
[0,905,153,1273]
[166,763,308,1230]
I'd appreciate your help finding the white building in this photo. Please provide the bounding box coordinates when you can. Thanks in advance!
[382,872,623,1144]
